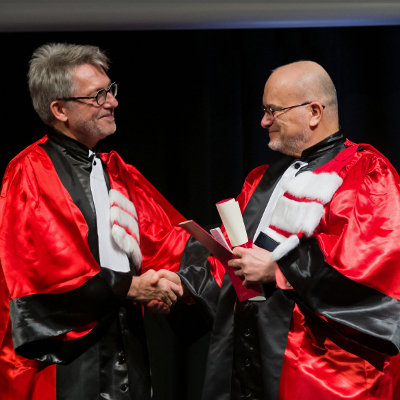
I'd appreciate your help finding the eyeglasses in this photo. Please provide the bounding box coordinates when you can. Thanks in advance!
[261,102,325,118]
[57,82,118,106]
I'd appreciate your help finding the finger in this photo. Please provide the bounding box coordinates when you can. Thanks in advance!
[234,268,244,277]
[159,280,178,303]
[168,291,178,305]
[160,292,173,307]
[159,278,183,298]
[157,303,171,314]
[146,300,163,313]
[232,247,246,257]
[148,300,170,314]
[228,258,245,268]
[158,304,171,315]
[228,259,242,268]
[167,281,184,297]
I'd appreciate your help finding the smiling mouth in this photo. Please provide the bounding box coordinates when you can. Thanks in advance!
[99,113,114,120]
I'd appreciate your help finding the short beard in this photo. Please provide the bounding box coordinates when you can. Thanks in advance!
[69,103,116,146]
[74,117,116,141]
[268,129,311,157]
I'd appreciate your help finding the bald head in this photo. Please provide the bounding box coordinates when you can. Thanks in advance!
[262,61,339,157]
[271,61,338,122]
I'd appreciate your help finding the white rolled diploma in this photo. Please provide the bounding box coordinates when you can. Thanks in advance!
[216,198,248,247]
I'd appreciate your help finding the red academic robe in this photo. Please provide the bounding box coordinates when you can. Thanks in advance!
[178,137,400,400]
[0,135,189,400]
[241,143,400,400]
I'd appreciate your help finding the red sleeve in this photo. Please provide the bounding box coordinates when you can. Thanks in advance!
[318,148,400,300]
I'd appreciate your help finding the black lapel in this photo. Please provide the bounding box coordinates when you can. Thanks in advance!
[237,155,296,400]
[39,140,100,264]
[242,155,293,240]
[299,142,347,173]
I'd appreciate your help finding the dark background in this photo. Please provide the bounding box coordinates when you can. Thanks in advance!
[3,25,400,399]
[4,26,400,227]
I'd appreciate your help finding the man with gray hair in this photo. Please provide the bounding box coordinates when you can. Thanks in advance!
[0,43,189,400]
[177,61,400,399]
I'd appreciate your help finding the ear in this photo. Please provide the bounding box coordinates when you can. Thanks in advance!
[50,100,69,123]
[309,102,324,128]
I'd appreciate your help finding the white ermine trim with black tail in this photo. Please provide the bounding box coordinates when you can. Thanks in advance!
[284,171,343,203]
[270,197,325,237]
[109,189,142,271]
[267,171,343,262]
[109,189,138,219]
[110,207,140,242]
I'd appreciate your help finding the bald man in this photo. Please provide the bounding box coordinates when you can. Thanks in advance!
[177,61,400,400]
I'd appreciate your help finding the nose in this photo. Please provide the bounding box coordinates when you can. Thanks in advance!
[261,113,273,129]
[104,92,118,108]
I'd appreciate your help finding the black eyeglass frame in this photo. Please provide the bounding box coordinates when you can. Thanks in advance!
[262,101,325,118]
[57,82,118,106]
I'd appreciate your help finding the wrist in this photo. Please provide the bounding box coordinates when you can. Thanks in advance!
[261,261,277,284]
[127,276,140,300]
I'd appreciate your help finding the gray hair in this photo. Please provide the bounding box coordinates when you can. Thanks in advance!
[28,43,110,126]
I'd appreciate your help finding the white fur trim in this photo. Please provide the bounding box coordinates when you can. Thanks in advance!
[110,206,140,244]
[109,189,142,269]
[111,224,142,271]
[284,171,343,204]
[263,227,286,244]
[271,235,300,262]
[270,197,325,237]
[109,189,137,219]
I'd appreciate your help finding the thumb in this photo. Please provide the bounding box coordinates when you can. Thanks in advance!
[157,269,181,285]
[156,269,170,279]
[232,246,245,257]
[148,270,160,285]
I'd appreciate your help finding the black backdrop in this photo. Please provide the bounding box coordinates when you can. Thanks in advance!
[4,26,400,226]
[3,25,400,399]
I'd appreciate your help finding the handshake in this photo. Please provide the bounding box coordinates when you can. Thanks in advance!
[126,269,186,314]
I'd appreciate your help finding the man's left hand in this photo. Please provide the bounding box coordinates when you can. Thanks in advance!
[228,244,276,287]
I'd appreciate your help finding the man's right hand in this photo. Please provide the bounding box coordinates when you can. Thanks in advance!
[126,269,183,310]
